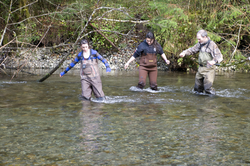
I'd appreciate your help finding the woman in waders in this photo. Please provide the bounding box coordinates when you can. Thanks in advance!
[60,39,111,100]
[124,32,170,90]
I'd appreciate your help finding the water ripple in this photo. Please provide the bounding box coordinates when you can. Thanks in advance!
[1,81,27,84]
[216,88,250,99]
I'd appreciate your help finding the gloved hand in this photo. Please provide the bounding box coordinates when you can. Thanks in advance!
[106,67,111,72]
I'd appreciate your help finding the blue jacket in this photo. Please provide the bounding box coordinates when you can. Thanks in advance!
[60,49,111,76]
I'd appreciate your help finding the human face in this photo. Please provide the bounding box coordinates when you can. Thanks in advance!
[146,38,154,45]
[197,34,208,44]
[81,43,89,52]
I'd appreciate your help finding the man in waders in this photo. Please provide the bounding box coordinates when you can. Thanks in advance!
[179,29,223,95]
[124,32,170,90]
[60,39,111,100]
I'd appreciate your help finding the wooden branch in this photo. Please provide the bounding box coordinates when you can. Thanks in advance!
[0,0,12,46]
[11,6,60,81]
[89,23,120,51]
[0,67,8,75]
[96,18,149,24]
[230,21,242,62]
[75,6,142,43]
[98,30,138,37]
[0,37,16,50]
[11,0,38,14]
[0,57,8,66]
[8,12,70,26]
[38,52,70,82]
[0,56,8,75]
[92,7,137,22]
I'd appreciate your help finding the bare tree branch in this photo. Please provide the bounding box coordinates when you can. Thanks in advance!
[8,12,71,25]
[0,37,16,50]
[0,1,8,7]
[99,30,138,37]
[230,21,242,62]
[10,6,60,81]
[11,0,38,14]
[0,0,12,46]
[89,23,120,51]
[96,18,149,23]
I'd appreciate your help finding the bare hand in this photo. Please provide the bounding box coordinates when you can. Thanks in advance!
[165,60,170,64]
[207,60,216,66]
[124,63,129,69]
[179,52,185,57]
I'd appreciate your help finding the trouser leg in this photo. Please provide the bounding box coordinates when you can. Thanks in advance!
[91,77,105,99]
[194,68,204,93]
[148,67,158,90]
[81,79,92,100]
[204,68,216,94]
[194,67,216,94]
[137,66,147,89]
[194,78,204,93]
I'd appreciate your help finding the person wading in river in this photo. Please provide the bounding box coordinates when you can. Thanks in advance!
[124,32,170,90]
[179,29,223,95]
[60,39,111,100]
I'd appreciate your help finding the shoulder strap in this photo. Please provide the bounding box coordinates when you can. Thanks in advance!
[80,51,84,60]
[205,40,211,51]
[90,49,94,61]
[199,40,210,51]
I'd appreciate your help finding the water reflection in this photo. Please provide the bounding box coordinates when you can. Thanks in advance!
[0,71,250,165]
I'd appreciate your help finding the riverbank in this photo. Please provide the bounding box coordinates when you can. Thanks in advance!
[1,46,249,75]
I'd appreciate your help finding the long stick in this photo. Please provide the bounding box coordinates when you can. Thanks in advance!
[38,53,70,82]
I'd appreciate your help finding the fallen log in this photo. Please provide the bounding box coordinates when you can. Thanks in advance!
[38,52,70,82]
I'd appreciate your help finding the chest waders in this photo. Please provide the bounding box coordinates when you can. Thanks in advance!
[80,54,105,100]
[138,53,158,90]
[194,46,216,95]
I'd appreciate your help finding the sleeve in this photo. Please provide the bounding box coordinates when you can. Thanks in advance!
[157,45,164,55]
[95,51,111,71]
[132,43,144,58]
[181,43,200,56]
[60,52,82,76]
[210,41,223,63]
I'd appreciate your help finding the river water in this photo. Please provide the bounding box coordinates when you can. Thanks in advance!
[0,69,250,165]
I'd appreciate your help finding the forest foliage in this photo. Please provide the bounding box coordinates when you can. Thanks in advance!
[0,0,250,70]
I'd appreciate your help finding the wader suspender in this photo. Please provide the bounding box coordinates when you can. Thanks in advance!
[200,40,216,60]
[82,50,94,61]
[200,40,210,51]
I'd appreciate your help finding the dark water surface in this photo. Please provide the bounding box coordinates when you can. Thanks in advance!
[0,70,250,165]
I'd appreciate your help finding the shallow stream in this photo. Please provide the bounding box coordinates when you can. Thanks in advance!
[0,70,250,165]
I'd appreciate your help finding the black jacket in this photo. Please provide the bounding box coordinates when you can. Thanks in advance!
[133,40,164,58]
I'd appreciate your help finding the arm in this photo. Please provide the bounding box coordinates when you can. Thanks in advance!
[161,53,170,64]
[60,53,81,77]
[124,56,135,69]
[124,43,143,69]
[207,41,223,65]
[96,53,111,72]
[179,43,200,57]
[157,45,170,64]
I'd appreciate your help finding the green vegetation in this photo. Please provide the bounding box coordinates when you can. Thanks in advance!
[0,0,249,71]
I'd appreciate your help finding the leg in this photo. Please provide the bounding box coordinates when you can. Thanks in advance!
[194,67,204,93]
[194,78,204,93]
[81,79,92,100]
[204,67,216,94]
[91,77,105,99]
[148,67,158,90]
[137,66,148,89]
